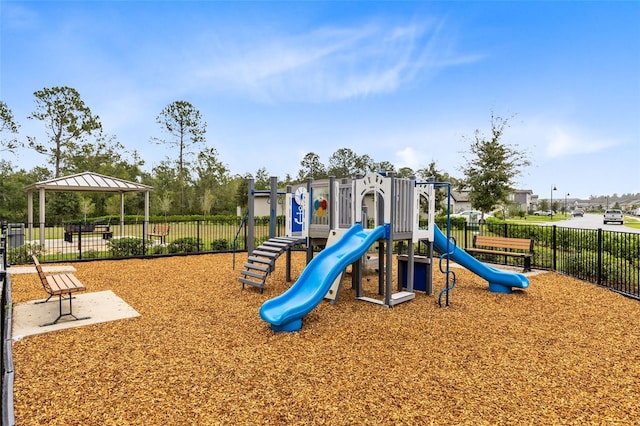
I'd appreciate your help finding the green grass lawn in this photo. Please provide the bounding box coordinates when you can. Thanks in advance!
[624,215,640,229]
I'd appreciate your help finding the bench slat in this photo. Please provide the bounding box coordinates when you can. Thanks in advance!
[466,248,532,258]
[473,236,532,251]
[47,273,85,293]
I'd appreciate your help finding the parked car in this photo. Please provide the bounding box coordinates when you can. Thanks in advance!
[572,209,584,217]
[603,209,624,225]
[451,210,491,222]
[533,210,553,216]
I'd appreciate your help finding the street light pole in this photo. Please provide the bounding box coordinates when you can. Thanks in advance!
[565,192,570,217]
[550,185,557,217]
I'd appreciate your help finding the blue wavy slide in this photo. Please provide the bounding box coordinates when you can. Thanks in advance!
[260,223,387,332]
[432,225,529,294]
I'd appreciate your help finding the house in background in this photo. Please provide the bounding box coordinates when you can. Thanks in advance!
[251,192,286,217]
[510,189,534,212]
[451,188,534,214]
[450,190,470,213]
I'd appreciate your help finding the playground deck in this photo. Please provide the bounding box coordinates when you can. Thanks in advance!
[9,253,640,425]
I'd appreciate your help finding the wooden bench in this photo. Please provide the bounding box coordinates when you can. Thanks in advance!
[466,235,534,272]
[32,255,90,326]
[148,224,170,244]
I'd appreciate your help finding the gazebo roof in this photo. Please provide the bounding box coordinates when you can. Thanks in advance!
[24,171,153,193]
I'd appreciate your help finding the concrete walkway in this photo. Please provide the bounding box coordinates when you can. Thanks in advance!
[7,265,76,274]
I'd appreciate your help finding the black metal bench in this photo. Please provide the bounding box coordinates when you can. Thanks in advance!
[64,222,113,243]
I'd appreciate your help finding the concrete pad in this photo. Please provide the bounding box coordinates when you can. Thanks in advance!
[8,265,76,274]
[12,290,140,339]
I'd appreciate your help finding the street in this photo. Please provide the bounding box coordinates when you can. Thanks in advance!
[545,213,640,234]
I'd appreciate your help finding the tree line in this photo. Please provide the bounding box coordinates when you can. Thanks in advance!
[1,87,529,223]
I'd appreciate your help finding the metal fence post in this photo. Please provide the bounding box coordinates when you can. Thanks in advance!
[197,220,201,252]
[552,225,557,271]
[597,228,603,285]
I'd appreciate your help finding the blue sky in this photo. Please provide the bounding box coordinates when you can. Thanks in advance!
[1,1,639,200]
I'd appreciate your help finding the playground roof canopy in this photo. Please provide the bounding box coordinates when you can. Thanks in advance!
[24,171,153,193]
[24,171,153,245]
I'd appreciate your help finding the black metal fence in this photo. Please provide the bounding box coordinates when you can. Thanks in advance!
[4,218,640,300]
[435,221,640,299]
[5,217,286,264]
[1,222,16,426]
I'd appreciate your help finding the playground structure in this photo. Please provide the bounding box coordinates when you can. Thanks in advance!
[239,172,530,332]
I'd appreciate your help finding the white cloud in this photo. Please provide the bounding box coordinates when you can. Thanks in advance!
[545,126,619,158]
[395,146,427,171]
[189,18,479,103]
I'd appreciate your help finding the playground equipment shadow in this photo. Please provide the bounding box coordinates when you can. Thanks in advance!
[8,253,640,425]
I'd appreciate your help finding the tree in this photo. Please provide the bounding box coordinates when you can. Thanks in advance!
[201,188,214,218]
[328,148,359,177]
[153,100,207,213]
[151,160,179,216]
[0,100,21,155]
[254,167,271,190]
[234,173,252,211]
[396,167,414,178]
[158,193,173,218]
[297,152,326,181]
[416,160,451,212]
[65,133,145,177]
[375,161,397,174]
[78,196,95,222]
[354,154,375,176]
[194,147,232,214]
[459,113,530,217]
[28,86,102,177]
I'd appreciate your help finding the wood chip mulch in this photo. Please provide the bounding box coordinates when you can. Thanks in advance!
[9,252,640,425]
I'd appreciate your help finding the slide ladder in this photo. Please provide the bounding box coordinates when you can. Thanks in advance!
[239,237,305,293]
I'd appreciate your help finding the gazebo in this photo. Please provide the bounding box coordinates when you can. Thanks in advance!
[24,171,154,246]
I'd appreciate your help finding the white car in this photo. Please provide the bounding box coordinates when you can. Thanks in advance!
[452,210,490,222]
[603,209,624,225]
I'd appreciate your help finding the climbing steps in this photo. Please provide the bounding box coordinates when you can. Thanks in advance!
[239,237,305,293]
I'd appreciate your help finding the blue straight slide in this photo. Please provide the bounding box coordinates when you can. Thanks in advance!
[260,223,387,332]
[432,225,529,294]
